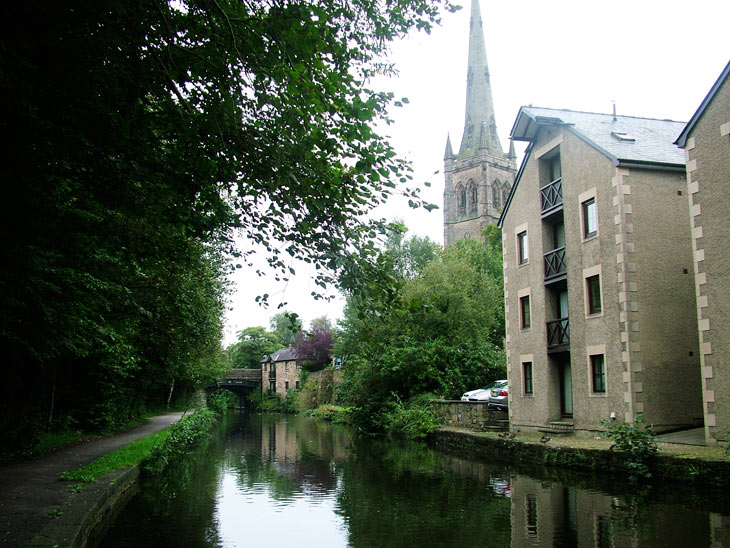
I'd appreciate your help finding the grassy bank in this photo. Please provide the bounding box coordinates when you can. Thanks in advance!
[60,429,170,483]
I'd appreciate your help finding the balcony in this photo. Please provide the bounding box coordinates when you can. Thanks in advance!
[540,178,563,217]
[543,246,567,283]
[547,318,570,350]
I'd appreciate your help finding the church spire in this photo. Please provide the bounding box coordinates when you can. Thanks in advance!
[458,0,503,158]
[444,134,454,160]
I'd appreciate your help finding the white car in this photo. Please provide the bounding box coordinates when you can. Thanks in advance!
[461,388,489,401]
[461,380,508,401]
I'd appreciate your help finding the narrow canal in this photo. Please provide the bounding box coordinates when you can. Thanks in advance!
[100,413,730,547]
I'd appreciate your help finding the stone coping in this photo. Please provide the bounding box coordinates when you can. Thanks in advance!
[27,466,139,548]
[429,427,730,487]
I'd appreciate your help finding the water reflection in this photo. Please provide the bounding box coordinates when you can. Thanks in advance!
[99,412,730,548]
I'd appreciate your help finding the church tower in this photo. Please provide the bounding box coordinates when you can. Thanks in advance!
[443,0,516,245]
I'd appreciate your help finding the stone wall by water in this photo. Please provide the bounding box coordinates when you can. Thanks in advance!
[430,400,508,430]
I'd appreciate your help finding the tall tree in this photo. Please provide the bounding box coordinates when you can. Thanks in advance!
[228,327,283,369]
[0,0,455,446]
[338,237,506,432]
[270,312,303,347]
[295,326,334,371]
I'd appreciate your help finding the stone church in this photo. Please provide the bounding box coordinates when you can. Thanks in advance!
[443,0,516,246]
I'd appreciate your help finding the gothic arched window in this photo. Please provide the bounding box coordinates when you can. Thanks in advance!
[467,180,478,215]
[503,184,511,207]
[456,183,466,217]
[492,180,501,210]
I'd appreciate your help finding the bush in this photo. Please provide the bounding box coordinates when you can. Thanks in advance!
[601,414,658,480]
[383,395,441,440]
[251,390,299,414]
[307,405,353,425]
[208,389,238,415]
[142,409,217,475]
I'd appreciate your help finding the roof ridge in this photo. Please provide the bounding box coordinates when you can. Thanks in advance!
[524,105,686,124]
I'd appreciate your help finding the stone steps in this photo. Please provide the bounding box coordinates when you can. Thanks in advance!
[538,421,574,435]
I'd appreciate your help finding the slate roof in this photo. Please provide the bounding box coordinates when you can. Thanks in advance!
[511,107,687,167]
[264,347,298,363]
[675,60,730,148]
[498,106,688,228]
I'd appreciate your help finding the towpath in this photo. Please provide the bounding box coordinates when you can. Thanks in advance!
[0,411,185,547]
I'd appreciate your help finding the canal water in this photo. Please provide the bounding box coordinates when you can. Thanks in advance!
[99,413,730,547]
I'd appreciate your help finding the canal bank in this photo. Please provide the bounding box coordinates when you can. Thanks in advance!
[13,415,730,548]
[0,411,185,548]
[429,426,730,487]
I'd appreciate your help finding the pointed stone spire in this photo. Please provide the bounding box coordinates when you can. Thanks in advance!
[444,134,454,160]
[458,0,503,158]
[507,138,516,160]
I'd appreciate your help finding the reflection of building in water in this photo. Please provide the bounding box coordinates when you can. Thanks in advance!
[256,416,348,493]
[510,475,726,547]
[260,416,301,465]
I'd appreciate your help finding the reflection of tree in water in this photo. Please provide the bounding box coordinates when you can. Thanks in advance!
[337,437,512,548]
[99,424,228,548]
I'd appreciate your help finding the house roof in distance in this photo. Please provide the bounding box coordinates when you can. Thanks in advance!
[511,106,686,168]
[263,347,298,363]
[675,60,730,148]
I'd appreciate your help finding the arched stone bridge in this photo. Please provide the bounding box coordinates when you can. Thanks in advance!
[207,368,262,408]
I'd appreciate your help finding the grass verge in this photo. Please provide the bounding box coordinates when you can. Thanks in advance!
[60,429,170,483]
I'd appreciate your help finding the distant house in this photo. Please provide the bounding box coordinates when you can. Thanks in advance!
[675,60,730,447]
[261,347,301,396]
[499,106,703,435]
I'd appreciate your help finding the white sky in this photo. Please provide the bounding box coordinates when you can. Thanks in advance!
[223,0,729,346]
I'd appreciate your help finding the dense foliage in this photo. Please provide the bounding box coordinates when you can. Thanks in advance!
[143,409,218,475]
[0,0,454,449]
[227,327,283,369]
[338,235,506,434]
[269,312,304,347]
[295,325,335,371]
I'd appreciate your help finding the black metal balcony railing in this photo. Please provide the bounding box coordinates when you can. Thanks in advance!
[544,246,567,281]
[547,318,570,348]
[540,178,563,213]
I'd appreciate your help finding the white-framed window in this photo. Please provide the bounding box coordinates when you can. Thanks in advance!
[514,223,529,267]
[518,231,528,263]
[579,188,598,240]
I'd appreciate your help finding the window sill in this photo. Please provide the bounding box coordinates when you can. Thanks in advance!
[582,233,598,243]
[589,392,608,398]
[585,311,604,319]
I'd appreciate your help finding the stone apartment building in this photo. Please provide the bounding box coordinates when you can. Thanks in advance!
[442,0,516,245]
[498,106,703,434]
[675,60,730,446]
[261,347,301,397]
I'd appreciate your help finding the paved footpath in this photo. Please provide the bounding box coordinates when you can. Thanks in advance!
[0,411,186,548]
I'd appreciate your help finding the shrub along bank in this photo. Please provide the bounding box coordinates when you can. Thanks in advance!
[60,392,238,483]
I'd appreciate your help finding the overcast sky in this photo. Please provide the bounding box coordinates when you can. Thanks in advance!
[223,0,729,345]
